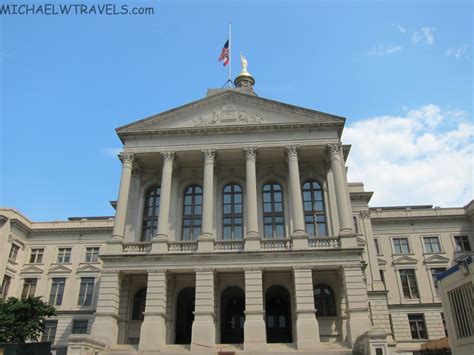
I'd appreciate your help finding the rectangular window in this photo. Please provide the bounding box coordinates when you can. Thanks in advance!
[441,312,448,337]
[41,320,58,343]
[448,282,473,339]
[72,319,89,334]
[430,268,446,296]
[374,238,381,255]
[454,236,471,252]
[8,244,20,262]
[30,248,44,263]
[57,248,71,263]
[393,238,410,254]
[380,270,386,288]
[78,277,95,306]
[1,275,11,299]
[21,278,37,299]
[424,236,441,253]
[399,269,419,299]
[85,247,100,263]
[49,278,66,306]
[353,216,359,234]
[408,314,427,340]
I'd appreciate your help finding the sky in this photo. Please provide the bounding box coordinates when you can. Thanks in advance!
[0,0,472,221]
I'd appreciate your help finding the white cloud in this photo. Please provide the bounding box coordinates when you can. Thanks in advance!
[447,45,470,58]
[103,148,122,158]
[412,27,435,45]
[368,45,403,56]
[397,24,406,33]
[343,105,473,207]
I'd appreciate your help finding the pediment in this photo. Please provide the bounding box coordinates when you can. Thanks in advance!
[378,257,387,266]
[393,255,418,265]
[116,90,345,138]
[76,263,101,274]
[48,264,72,274]
[424,254,450,264]
[20,265,44,275]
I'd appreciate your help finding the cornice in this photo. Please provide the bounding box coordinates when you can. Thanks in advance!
[30,226,113,234]
[350,192,374,201]
[370,215,468,224]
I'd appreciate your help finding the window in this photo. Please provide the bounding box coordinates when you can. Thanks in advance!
[78,277,95,306]
[72,319,89,334]
[8,244,20,262]
[85,247,100,263]
[380,270,386,288]
[141,185,160,242]
[30,248,44,263]
[423,236,441,253]
[42,320,58,343]
[132,288,147,320]
[353,216,359,234]
[454,236,471,252]
[313,284,336,317]
[374,239,381,255]
[49,278,66,306]
[57,248,71,263]
[430,268,446,296]
[448,282,473,339]
[1,275,11,299]
[408,314,427,340]
[21,278,37,299]
[399,269,419,299]
[441,312,448,337]
[302,181,327,237]
[182,185,203,240]
[222,184,243,240]
[393,238,410,254]
[262,183,285,239]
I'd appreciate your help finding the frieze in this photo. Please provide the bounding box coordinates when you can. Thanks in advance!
[193,107,264,127]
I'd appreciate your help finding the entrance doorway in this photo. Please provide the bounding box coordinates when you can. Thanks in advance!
[220,286,245,344]
[265,285,292,343]
[175,287,195,344]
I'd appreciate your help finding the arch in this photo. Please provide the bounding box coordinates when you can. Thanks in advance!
[131,288,147,321]
[222,184,244,240]
[141,185,161,242]
[313,283,337,317]
[220,286,245,344]
[302,180,327,237]
[175,287,195,344]
[181,185,203,240]
[262,183,285,239]
[265,285,292,343]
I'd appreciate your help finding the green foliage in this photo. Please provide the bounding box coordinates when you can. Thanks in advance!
[0,297,56,343]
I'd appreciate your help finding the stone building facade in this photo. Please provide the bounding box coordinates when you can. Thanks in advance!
[1,70,473,355]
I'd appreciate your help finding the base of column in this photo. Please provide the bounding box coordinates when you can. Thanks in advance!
[197,235,214,252]
[104,238,123,255]
[190,314,216,351]
[295,312,320,350]
[243,313,267,351]
[346,310,372,347]
[90,314,119,345]
[244,234,261,251]
[139,313,167,352]
[151,235,168,253]
[291,233,309,250]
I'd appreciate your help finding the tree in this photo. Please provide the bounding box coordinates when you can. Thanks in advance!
[0,297,56,343]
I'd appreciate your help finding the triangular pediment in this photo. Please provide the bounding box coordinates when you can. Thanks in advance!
[20,265,44,274]
[424,254,450,264]
[378,257,387,266]
[116,90,345,139]
[393,255,418,265]
[48,264,72,274]
[76,263,101,274]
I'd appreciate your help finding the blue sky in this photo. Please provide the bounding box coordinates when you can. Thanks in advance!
[1,0,472,221]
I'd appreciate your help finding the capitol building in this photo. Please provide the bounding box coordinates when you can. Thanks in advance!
[1,63,472,355]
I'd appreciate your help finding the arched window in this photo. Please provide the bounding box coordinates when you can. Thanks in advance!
[182,185,203,240]
[222,184,243,240]
[131,288,147,321]
[313,283,336,317]
[142,185,161,242]
[302,181,327,237]
[262,183,285,239]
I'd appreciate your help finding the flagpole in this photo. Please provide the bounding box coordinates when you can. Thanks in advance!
[228,22,232,83]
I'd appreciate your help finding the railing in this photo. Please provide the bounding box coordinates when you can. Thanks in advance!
[123,242,152,254]
[168,241,198,252]
[308,237,340,249]
[214,240,245,251]
[261,239,293,250]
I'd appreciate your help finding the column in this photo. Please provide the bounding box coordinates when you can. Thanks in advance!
[243,268,266,351]
[191,269,216,351]
[327,144,353,236]
[360,211,385,291]
[293,267,320,350]
[90,270,121,345]
[152,151,175,253]
[285,145,308,249]
[111,152,134,240]
[342,264,371,347]
[198,149,216,252]
[243,147,261,251]
[139,270,167,351]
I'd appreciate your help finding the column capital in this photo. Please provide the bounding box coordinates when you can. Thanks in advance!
[243,146,258,161]
[360,210,371,219]
[161,151,175,162]
[285,144,300,159]
[201,148,216,162]
[118,152,134,166]
[327,143,342,155]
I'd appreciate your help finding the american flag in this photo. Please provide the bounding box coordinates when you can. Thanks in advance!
[218,40,229,66]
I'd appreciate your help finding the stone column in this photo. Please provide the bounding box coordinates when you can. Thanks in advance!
[152,151,175,253]
[360,211,385,291]
[327,144,353,236]
[243,147,261,251]
[285,145,308,249]
[112,152,134,240]
[191,269,216,351]
[90,270,121,345]
[342,264,371,347]
[198,149,216,252]
[139,270,167,352]
[243,268,266,351]
[293,267,320,350]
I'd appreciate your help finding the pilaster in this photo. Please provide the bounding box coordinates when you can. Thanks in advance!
[243,268,266,351]
[191,269,216,351]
